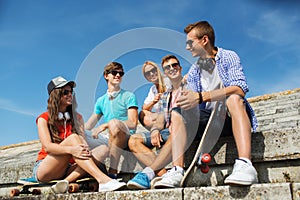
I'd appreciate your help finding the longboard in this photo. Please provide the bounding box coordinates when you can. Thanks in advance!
[180,99,226,187]
[10,177,98,196]
[10,178,58,196]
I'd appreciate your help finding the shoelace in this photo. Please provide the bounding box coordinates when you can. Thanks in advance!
[163,167,182,178]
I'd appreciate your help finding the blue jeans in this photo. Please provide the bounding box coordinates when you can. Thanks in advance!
[140,129,170,148]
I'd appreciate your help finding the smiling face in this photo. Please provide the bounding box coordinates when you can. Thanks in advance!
[60,85,73,108]
[162,58,182,80]
[144,64,158,83]
[103,62,124,88]
[105,69,124,86]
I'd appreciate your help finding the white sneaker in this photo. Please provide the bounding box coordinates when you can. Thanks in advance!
[51,180,69,194]
[224,159,258,186]
[98,179,126,192]
[154,167,184,188]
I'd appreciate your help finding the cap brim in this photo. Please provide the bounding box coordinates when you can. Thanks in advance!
[56,81,76,89]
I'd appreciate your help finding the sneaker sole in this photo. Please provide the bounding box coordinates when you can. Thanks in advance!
[110,183,127,191]
[150,177,162,189]
[224,179,257,186]
[99,183,127,192]
[154,182,176,189]
[127,181,149,190]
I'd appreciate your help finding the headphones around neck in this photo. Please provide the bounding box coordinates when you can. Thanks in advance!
[107,90,121,99]
[197,57,215,72]
[58,112,70,121]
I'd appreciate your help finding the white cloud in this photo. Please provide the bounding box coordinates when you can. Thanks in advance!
[248,10,300,46]
[0,98,37,117]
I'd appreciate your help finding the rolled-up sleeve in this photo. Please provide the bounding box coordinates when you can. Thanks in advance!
[217,49,249,94]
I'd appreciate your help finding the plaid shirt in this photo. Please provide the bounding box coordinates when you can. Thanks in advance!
[187,47,258,132]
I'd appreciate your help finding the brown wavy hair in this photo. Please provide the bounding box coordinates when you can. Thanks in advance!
[47,86,79,143]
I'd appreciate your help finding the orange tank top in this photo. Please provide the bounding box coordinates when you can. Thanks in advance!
[36,112,80,164]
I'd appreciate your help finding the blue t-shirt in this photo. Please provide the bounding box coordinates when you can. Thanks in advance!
[94,89,138,132]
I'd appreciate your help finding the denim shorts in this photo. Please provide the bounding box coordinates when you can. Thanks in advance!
[32,160,72,182]
[32,160,43,182]
[85,130,109,149]
[170,106,233,141]
[140,128,170,148]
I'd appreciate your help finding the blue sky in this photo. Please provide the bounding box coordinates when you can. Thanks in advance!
[0,0,299,146]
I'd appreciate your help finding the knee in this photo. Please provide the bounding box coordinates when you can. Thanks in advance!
[128,135,143,152]
[170,111,184,124]
[107,119,123,137]
[139,110,156,128]
[226,94,244,111]
[66,133,81,143]
[138,110,146,126]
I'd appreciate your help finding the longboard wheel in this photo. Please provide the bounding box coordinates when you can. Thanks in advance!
[201,153,211,163]
[200,164,210,173]
[68,183,79,193]
[10,188,20,197]
[89,182,98,192]
[32,189,41,195]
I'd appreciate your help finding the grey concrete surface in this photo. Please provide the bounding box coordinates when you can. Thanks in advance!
[0,88,299,199]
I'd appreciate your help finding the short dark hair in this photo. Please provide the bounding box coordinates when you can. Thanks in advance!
[161,54,180,67]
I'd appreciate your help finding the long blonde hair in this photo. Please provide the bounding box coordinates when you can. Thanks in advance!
[142,61,166,93]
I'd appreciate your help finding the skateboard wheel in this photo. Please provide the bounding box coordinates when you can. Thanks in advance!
[201,153,211,163]
[68,183,79,193]
[89,182,98,192]
[200,165,210,173]
[32,189,41,195]
[10,188,20,197]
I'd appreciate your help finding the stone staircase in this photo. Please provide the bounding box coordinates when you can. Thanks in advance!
[0,88,299,200]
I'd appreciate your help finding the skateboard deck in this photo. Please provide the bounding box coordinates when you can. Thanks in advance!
[10,178,59,196]
[10,177,98,196]
[180,99,226,187]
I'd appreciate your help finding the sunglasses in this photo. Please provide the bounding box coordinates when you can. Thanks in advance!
[186,40,194,48]
[108,70,125,77]
[163,63,180,71]
[63,89,73,96]
[186,35,205,48]
[144,68,157,77]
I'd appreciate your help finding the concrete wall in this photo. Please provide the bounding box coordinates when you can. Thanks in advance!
[1,88,300,199]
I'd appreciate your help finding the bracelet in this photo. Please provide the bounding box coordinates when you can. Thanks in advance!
[198,92,203,104]
[150,127,160,134]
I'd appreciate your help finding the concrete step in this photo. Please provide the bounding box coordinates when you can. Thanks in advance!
[0,88,300,199]
[1,127,299,186]
[248,88,300,132]
[0,182,299,200]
